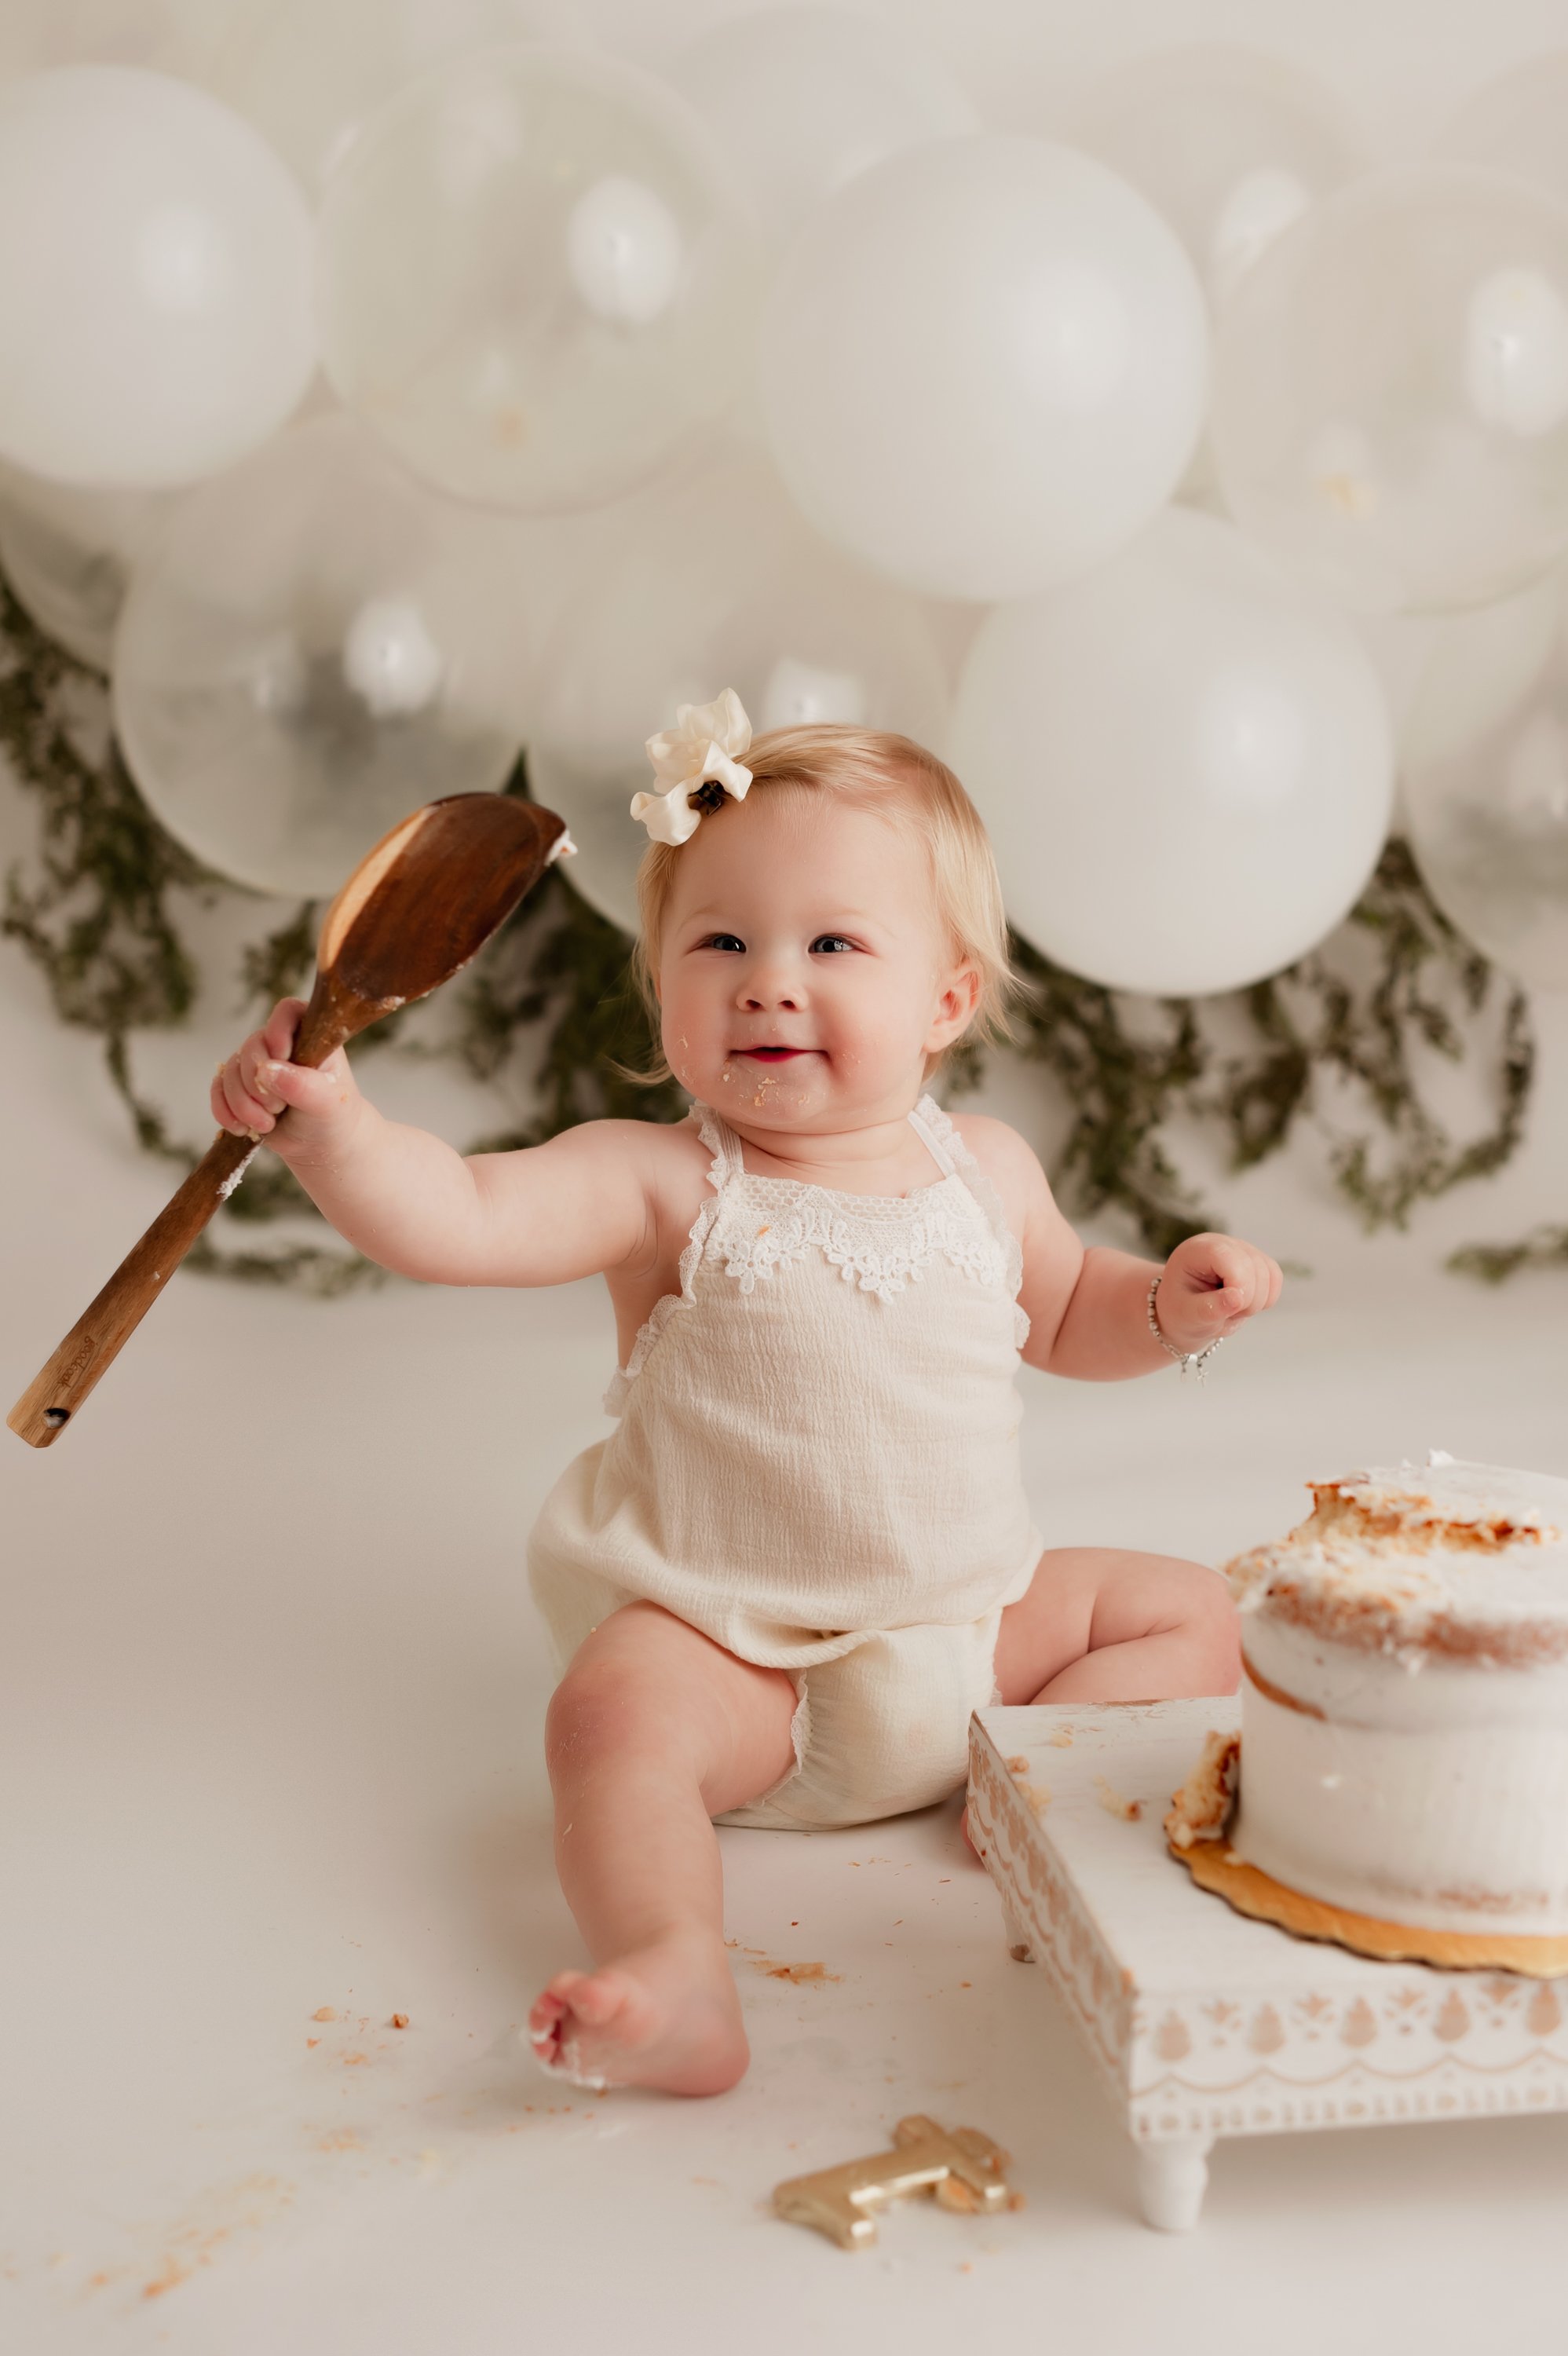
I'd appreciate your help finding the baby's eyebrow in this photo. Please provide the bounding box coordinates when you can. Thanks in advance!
[678,907,887,930]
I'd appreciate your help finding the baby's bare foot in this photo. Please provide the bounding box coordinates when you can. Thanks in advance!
[528,1933,749,2097]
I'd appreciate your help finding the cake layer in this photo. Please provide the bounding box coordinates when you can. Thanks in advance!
[1234,1614,1568,1933]
[1228,1454,1568,1661]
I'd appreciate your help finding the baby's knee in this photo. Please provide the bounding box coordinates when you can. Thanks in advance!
[544,1642,700,1781]
[1175,1564,1241,1691]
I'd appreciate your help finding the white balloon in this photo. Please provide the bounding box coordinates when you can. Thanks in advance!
[1405,567,1568,990]
[671,5,976,250]
[112,417,535,899]
[209,0,585,195]
[759,134,1208,602]
[1068,46,1368,308]
[528,452,952,934]
[319,47,757,514]
[0,68,316,491]
[1436,50,1568,212]
[1212,166,1568,615]
[948,507,1394,997]
[0,462,171,668]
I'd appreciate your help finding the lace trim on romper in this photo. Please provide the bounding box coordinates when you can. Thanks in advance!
[602,1095,1029,1414]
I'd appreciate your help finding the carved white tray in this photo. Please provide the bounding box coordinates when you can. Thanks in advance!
[967,1698,1568,2231]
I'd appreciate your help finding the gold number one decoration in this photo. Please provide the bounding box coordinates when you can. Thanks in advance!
[773,2115,1014,2249]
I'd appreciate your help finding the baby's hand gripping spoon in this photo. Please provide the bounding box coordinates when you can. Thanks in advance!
[8,793,572,1449]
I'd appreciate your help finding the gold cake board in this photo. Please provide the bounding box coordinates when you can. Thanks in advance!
[1173,1838,1568,1978]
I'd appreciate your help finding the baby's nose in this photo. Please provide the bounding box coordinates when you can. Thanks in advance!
[739,962,805,1011]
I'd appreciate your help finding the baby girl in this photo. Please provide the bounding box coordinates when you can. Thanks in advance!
[214,695,1280,2101]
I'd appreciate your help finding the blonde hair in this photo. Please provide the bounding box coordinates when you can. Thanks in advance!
[625,723,1024,1085]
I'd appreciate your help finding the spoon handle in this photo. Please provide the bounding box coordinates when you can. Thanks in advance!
[7,1125,266,1450]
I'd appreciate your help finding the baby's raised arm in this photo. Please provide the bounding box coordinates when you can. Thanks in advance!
[214,997,651,1288]
[957,1114,1281,1381]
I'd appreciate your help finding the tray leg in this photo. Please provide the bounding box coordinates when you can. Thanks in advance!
[1135,2135,1213,2232]
[1000,1897,1035,1963]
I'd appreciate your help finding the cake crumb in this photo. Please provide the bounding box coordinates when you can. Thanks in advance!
[1005,1754,1030,1775]
[1163,1730,1241,1850]
[311,2007,336,2023]
[390,2014,409,2029]
[1047,1727,1075,1748]
[1095,1776,1142,1822]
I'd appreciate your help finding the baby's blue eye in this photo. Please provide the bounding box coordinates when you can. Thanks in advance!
[812,935,853,954]
[705,934,745,953]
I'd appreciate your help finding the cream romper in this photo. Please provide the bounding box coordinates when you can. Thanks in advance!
[527,1093,1043,1830]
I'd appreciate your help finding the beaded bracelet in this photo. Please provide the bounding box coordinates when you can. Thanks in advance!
[1146,1275,1226,1385]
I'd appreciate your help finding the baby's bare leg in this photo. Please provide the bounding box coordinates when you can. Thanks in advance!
[528,1601,798,2096]
[994,1546,1240,1707]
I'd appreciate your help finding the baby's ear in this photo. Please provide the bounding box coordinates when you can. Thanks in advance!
[940,963,982,1028]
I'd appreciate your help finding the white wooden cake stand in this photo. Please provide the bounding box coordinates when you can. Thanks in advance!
[967,1698,1568,2231]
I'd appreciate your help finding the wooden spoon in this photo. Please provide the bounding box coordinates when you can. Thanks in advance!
[8,793,572,1450]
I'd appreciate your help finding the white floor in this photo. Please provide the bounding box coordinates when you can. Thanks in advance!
[5,965,1568,2354]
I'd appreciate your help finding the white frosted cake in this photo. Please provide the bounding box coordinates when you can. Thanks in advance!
[1223,1454,1568,1937]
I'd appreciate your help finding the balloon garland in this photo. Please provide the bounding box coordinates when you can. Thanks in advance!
[0,569,1538,1291]
[0,20,1564,1286]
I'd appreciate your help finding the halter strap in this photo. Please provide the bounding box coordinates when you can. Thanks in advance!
[905,1097,959,1180]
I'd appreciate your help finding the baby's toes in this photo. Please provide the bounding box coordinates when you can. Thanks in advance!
[566,1968,634,2029]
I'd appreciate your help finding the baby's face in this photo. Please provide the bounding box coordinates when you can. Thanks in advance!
[656,791,979,1131]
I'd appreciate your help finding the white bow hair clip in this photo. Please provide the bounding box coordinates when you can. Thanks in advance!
[630,688,754,846]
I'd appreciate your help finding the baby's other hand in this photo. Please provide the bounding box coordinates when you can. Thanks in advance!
[1155,1232,1283,1353]
[210,997,362,1168]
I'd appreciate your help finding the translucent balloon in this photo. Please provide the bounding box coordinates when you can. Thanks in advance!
[1069,46,1367,308]
[671,5,976,251]
[1357,571,1561,770]
[0,463,171,668]
[0,68,316,490]
[1212,166,1568,616]
[1436,51,1568,211]
[527,451,952,934]
[1405,567,1568,991]
[319,47,758,514]
[0,0,236,83]
[760,134,1208,602]
[210,0,586,196]
[112,417,535,898]
[947,507,1394,997]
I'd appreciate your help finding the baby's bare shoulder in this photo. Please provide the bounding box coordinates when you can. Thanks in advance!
[572,1110,712,1207]
[946,1110,1049,1184]
[528,1112,705,1188]
[946,1112,1055,1235]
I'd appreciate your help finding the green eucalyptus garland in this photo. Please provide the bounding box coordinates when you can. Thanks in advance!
[0,568,1545,1292]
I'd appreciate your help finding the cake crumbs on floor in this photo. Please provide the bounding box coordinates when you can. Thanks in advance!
[1094,1776,1142,1822]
